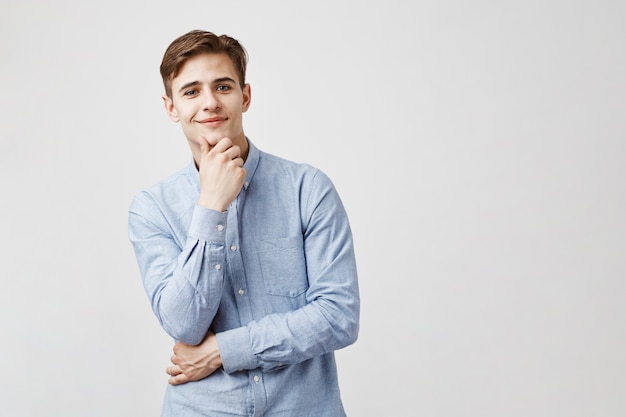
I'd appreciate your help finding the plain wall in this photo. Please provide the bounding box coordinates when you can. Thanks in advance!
[1,1,625,416]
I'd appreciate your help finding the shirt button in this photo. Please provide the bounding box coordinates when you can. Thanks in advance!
[216,224,224,232]
[253,375,260,383]
[238,289,245,296]
[230,245,237,252]
[214,264,221,270]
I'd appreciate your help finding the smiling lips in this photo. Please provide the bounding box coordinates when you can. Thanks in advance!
[198,116,227,127]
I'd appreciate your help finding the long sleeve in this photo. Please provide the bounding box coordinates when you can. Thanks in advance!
[127,145,357,415]
[216,169,360,372]
[128,191,228,345]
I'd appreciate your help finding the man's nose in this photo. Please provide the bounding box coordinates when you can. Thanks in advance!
[203,91,221,112]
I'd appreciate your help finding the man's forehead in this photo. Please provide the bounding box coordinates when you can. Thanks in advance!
[173,53,237,83]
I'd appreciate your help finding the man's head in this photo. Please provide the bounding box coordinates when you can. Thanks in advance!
[160,30,248,98]
[160,30,252,162]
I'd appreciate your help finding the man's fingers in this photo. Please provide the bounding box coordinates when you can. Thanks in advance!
[199,136,237,157]
[166,365,182,376]
[201,138,242,164]
[166,364,195,385]
[210,137,234,153]
[168,373,189,386]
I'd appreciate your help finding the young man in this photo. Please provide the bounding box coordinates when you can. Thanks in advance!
[128,30,359,416]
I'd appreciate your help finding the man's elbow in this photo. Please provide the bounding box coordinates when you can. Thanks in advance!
[159,316,206,345]
[334,306,359,348]
[343,315,360,347]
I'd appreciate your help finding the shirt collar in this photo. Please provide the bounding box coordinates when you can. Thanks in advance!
[242,138,259,191]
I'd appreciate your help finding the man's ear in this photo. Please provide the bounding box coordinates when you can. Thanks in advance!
[242,84,252,113]
[162,95,180,122]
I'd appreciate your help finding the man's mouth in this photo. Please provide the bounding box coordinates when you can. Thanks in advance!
[198,117,227,127]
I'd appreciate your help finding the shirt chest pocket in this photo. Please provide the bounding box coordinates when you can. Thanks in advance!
[258,236,308,298]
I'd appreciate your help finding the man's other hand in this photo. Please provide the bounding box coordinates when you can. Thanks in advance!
[166,331,223,385]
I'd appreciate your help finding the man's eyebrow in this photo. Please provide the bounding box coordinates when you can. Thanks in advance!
[213,77,237,84]
[178,81,200,94]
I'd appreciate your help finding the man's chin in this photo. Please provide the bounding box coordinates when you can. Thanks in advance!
[195,132,226,147]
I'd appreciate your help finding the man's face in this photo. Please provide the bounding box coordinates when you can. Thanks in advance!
[163,53,251,159]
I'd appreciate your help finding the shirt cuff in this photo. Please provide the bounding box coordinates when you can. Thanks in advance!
[187,205,228,242]
[216,326,259,373]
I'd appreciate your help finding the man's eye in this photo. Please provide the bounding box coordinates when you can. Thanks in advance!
[216,85,231,92]
[184,89,198,96]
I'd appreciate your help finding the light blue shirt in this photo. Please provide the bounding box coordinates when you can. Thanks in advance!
[128,140,359,416]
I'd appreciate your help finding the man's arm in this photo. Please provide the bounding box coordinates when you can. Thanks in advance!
[129,197,227,345]
[128,137,245,345]
[167,169,359,382]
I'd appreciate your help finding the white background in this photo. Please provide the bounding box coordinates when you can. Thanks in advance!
[1,1,625,416]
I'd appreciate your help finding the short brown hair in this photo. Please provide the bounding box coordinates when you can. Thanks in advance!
[160,30,248,97]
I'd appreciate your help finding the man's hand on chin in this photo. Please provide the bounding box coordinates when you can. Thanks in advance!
[196,135,246,212]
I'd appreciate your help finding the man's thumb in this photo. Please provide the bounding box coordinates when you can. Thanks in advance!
[199,136,210,154]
